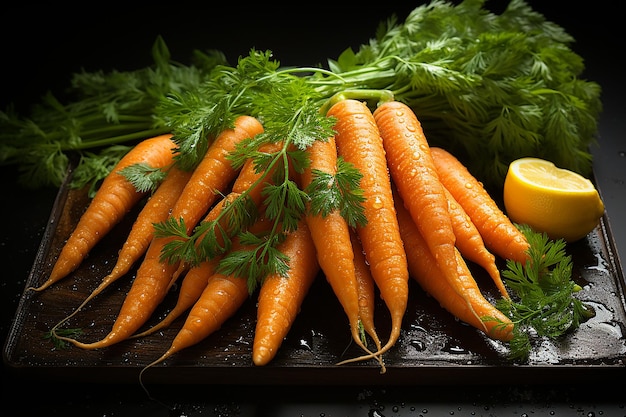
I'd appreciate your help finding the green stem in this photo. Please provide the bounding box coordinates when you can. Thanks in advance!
[319,89,395,115]
[69,127,172,150]
[75,122,159,140]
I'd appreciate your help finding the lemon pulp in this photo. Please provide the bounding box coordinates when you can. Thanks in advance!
[503,157,604,242]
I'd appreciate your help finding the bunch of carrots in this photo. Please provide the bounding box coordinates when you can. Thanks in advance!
[32,97,531,375]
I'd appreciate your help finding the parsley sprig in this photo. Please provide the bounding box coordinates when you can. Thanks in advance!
[495,225,595,360]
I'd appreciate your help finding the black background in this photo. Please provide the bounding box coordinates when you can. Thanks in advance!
[2,2,624,416]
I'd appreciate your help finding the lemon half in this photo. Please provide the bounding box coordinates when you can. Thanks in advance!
[503,157,605,242]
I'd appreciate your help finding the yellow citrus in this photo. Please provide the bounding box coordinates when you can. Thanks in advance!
[503,157,605,242]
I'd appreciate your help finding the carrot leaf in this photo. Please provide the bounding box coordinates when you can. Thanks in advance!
[306,157,366,228]
[497,225,595,361]
[118,162,168,193]
[44,328,83,350]
[217,230,290,293]
[1,36,223,189]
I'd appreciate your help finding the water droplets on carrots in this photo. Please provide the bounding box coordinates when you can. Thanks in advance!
[371,196,384,210]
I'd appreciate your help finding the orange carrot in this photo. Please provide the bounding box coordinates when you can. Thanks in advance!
[131,143,276,340]
[167,139,281,283]
[395,193,514,341]
[350,230,383,358]
[139,216,270,384]
[131,256,221,339]
[49,165,191,337]
[30,134,177,292]
[143,263,250,366]
[171,115,264,234]
[443,186,509,299]
[130,193,242,339]
[58,116,263,350]
[373,101,476,312]
[110,166,192,283]
[300,135,381,363]
[252,219,319,366]
[430,147,530,264]
[328,99,409,364]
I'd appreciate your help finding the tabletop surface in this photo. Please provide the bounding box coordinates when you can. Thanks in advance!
[2,2,624,416]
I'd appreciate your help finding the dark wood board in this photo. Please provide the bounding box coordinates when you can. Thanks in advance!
[4,164,626,385]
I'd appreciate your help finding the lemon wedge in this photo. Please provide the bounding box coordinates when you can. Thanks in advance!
[503,157,605,242]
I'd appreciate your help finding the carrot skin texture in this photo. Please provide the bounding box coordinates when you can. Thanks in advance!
[172,115,264,233]
[350,230,383,354]
[430,147,530,264]
[395,195,514,342]
[253,220,319,366]
[143,216,272,369]
[373,101,459,293]
[300,135,370,356]
[443,186,509,299]
[49,165,191,336]
[160,269,250,361]
[32,134,177,291]
[68,117,263,349]
[107,165,192,284]
[132,256,220,338]
[328,99,409,359]
[135,145,280,340]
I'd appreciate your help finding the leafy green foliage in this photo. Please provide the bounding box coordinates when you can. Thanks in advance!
[1,36,226,189]
[44,328,83,350]
[496,225,595,360]
[118,162,168,193]
[322,0,601,190]
[306,157,367,228]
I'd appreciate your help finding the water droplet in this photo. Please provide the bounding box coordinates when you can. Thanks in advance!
[372,196,383,209]
[443,342,468,354]
[369,409,386,417]
[410,340,426,351]
[464,182,473,189]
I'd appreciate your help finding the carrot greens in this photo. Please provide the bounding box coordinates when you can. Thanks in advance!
[0,37,225,191]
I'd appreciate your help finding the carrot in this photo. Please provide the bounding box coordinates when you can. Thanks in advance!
[57,116,263,350]
[252,219,319,366]
[110,166,192,283]
[131,256,221,339]
[129,194,239,339]
[30,134,177,292]
[430,146,530,264]
[443,186,510,299]
[49,165,191,337]
[139,215,270,387]
[373,101,480,314]
[350,230,383,358]
[328,99,409,364]
[395,192,514,341]
[300,134,382,364]
[143,261,250,366]
[171,115,265,234]
[131,146,276,340]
